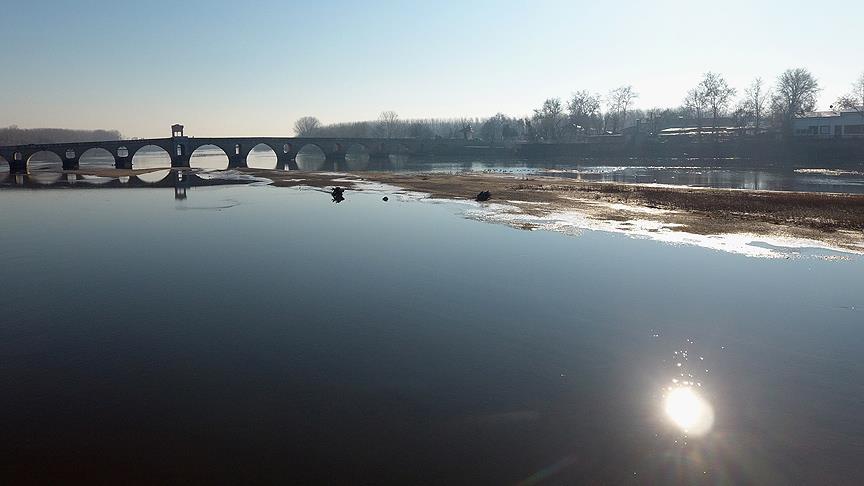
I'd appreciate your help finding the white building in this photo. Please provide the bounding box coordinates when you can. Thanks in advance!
[793,108,864,137]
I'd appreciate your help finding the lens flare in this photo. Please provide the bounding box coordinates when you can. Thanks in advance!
[664,387,714,436]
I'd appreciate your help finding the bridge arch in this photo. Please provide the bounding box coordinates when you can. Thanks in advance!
[247,143,278,169]
[26,150,63,172]
[383,141,410,155]
[79,147,115,169]
[0,155,8,178]
[295,143,326,170]
[344,143,370,170]
[131,144,172,169]
[189,144,229,170]
[384,142,410,167]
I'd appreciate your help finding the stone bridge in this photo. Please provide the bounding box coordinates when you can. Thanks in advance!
[0,126,474,173]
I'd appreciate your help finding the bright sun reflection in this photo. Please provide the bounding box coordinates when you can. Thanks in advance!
[664,387,714,436]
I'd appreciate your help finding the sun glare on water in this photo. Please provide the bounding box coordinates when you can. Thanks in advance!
[664,387,714,436]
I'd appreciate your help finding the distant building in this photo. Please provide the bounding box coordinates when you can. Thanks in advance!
[793,108,864,138]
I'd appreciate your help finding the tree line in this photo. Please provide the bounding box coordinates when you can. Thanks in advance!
[0,126,122,146]
[295,68,864,142]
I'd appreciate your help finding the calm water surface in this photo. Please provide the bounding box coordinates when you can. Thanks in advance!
[7,149,864,193]
[1,182,863,484]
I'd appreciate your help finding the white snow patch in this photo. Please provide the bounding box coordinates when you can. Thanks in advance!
[329,175,862,259]
[464,205,861,259]
[794,168,864,176]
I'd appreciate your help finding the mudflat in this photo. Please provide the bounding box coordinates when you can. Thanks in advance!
[251,169,864,254]
[9,167,863,253]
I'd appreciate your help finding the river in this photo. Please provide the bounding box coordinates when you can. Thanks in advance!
[6,147,864,194]
[1,169,863,483]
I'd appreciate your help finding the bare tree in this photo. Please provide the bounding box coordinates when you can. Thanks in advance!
[407,120,433,138]
[480,113,509,142]
[771,68,820,135]
[836,72,864,118]
[700,72,736,133]
[567,91,602,135]
[684,86,708,139]
[293,116,321,137]
[606,86,638,133]
[378,111,399,138]
[532,98,565,140]
[742,77,771,132]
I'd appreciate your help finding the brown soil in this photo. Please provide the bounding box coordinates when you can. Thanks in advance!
[23,167,863,253]
[248,169,864,253]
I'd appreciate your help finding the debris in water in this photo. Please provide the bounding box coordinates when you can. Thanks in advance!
[331,186,345,203]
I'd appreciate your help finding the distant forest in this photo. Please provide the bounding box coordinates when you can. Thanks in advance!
[295,68,864,142]
[0,126,122,146]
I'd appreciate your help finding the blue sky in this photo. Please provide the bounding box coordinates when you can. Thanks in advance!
[2,0,862,137]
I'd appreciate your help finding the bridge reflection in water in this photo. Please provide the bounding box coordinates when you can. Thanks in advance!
[2,168,245,202]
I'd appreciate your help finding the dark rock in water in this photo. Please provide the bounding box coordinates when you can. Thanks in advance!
[331,186,345,203]
[382,196,389,202]
[475,190,491,202]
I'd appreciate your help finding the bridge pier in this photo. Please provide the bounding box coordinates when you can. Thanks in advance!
[325,150,347,162]
[9,160,27,174]
[171,155,191,168]
[115,156,132,170]
[1,150,23,173]
[275,154,296,170]
[62,157,80,171]
[228,154,247,169]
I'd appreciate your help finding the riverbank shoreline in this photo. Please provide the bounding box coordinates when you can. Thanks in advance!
[248,169,864,255]
[4,167,863,255]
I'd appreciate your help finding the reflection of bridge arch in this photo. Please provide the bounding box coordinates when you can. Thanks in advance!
[131,144,172,169]
[136,169,171,184]
[29,172,63,184]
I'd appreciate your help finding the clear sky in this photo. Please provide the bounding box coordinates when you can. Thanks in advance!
[2,0,862,138]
